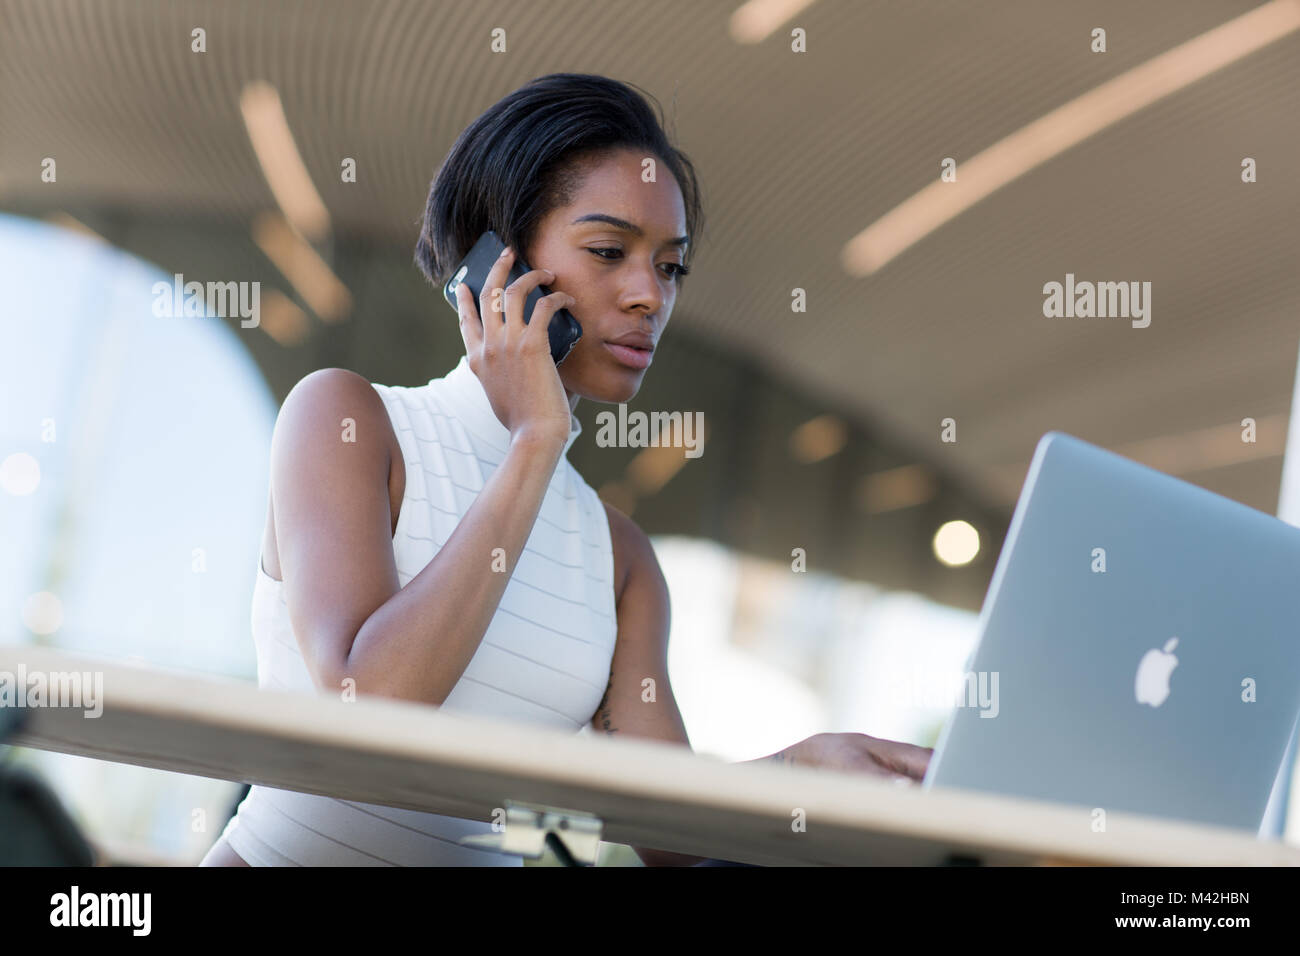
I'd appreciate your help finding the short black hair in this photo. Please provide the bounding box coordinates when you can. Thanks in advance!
[414,72,705,289]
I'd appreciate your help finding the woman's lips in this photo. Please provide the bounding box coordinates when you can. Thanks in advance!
[604,341,653,370]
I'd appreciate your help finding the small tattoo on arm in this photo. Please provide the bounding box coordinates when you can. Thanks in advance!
[596,673,618,736]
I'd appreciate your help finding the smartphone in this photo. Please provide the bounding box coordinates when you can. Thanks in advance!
[443,230,582,366]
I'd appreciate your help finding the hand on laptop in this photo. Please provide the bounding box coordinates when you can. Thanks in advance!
[795,732,932,785]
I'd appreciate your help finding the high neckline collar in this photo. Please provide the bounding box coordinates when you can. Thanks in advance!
[436,355,582,457]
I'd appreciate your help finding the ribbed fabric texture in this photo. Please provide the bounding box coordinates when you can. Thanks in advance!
[221,356,617,865]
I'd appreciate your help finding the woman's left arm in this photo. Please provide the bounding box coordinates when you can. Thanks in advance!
[593,503,705,866]
[596,506,814,865]
[592,505,932,866]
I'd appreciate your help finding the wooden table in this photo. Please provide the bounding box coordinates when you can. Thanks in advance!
[3,644,1296,866]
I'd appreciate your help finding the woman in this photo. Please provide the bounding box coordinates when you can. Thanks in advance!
[201,72,931,867]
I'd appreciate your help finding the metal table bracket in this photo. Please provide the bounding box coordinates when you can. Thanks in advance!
[459,800,604,866]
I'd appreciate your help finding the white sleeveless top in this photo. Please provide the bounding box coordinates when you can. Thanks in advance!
[220,356,618,865]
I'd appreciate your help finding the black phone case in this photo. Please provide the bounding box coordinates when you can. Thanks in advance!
[442,230,583,365]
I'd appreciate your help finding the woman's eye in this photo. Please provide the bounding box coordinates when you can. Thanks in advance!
[587,247,688,278]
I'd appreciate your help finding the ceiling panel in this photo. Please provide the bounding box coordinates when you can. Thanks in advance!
[2,0,1296,520]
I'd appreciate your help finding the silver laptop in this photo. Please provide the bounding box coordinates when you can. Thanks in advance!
[922,431,1300,832]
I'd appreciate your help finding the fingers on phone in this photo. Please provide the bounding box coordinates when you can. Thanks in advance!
[528,291,572,340]
[455,284,482,350]
[482,246,515,324]
[501,268,557,333]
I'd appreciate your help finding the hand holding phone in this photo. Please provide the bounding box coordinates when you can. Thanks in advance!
[443,230,582,365]
[450,239,576,447]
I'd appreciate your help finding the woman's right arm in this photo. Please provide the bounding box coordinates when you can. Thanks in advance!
[270,369,566,705]
[272,247,575,706]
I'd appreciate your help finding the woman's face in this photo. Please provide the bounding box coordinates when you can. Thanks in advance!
[523,147,689,405]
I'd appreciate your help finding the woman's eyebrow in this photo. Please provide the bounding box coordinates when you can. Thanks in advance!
[570,213,688,247]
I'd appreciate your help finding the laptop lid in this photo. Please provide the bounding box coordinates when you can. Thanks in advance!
[922,431,1300,832]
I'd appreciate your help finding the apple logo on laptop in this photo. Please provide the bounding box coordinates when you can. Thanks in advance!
[1135,637,1179,707]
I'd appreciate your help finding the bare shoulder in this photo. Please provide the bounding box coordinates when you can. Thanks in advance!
[601,501,663,603]
[265,368,405,688]
[274,368,398,473]
[279,368,388,430]
[269,367,405,546]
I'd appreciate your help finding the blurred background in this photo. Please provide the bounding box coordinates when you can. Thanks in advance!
[2,0,1299,864]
